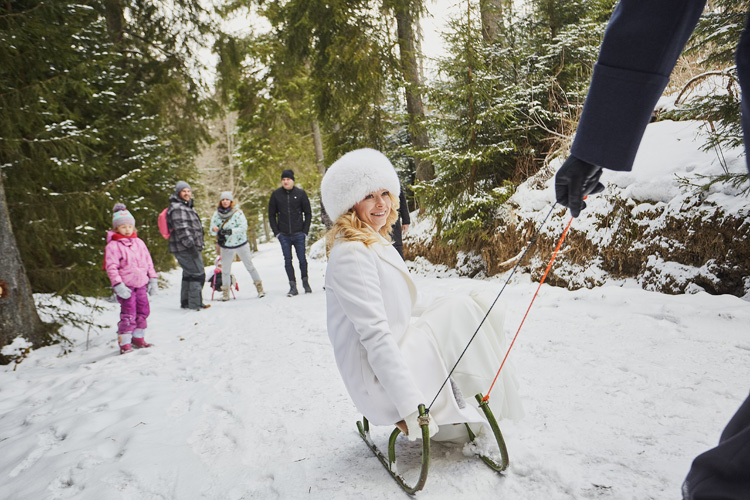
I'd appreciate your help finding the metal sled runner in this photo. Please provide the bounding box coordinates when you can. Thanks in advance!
[356,393,509,495]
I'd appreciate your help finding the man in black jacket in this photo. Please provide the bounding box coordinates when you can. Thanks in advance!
[268,169,312,296]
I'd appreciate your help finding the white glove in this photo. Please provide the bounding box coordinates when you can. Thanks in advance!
[403,409,439,442]
[147,278,158,296]
[113,283,131,300]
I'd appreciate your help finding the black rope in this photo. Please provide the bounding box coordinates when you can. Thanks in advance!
[427,202,558,411]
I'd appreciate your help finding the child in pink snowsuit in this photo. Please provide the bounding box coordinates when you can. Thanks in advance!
[104,203,158,354]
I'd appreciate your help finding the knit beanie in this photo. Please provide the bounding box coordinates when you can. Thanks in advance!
[281,169,295,181]
[219,191,233,202]
[112,203,136,229]
[321,148,401,222]
[175,180,191,196]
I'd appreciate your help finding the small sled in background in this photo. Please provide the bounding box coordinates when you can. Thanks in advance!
[356,393,509,495]
[207,257,238,300]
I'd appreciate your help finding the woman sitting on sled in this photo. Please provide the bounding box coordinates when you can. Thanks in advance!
[321,148,523,443]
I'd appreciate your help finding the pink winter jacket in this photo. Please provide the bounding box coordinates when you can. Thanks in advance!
[104,231,158,288]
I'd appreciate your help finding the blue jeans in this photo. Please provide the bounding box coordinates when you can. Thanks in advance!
[278,233,307,282]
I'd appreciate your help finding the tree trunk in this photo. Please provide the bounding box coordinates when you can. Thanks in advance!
[467,2,478,193]
[224,112,238,192]
[395,3,434,182]
[0,175,57,364]
[479,0,505,44]
[262,213,271,241]
[103,0,126,44]
[311,119,325,175]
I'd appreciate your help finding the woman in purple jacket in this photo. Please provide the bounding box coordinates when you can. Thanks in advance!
[104,203,158,354]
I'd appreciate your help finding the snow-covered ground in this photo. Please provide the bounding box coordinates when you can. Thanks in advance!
[2,233,749,499]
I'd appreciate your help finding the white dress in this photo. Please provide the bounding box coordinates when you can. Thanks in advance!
[325,236,523,441]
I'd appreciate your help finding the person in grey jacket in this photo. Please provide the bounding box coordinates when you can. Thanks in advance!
[167,181,208,310]
[268,169,312,296]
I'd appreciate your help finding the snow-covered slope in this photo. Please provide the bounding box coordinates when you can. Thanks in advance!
[2,239,749,499]
[408,120,750,297]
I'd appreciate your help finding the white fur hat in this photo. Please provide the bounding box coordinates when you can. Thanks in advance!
[321,148,401,222]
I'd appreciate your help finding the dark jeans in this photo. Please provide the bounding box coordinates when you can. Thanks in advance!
[173,248,205,310]
[278,233,307,282]
[391,220,405,260]
[117,285,149,333]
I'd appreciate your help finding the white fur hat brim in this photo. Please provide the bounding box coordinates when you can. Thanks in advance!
[321,148,401,222]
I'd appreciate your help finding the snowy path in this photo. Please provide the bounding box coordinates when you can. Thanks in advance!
[1,240,749,499]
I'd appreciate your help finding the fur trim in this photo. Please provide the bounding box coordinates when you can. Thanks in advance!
[321,148,401,222]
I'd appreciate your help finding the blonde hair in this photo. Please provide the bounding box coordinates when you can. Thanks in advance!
[325,192,399,256]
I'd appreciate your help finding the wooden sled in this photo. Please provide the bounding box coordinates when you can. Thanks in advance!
[356,393,509,495]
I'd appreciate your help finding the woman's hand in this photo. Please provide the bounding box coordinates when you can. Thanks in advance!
[212,225,219,232]
[402,410,439,441]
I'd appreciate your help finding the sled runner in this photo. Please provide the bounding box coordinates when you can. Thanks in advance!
[356,393,509,495]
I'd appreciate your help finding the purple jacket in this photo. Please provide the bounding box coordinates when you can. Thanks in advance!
[104,231,157,288]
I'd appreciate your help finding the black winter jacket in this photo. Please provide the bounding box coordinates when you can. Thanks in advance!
[268,186,311,236]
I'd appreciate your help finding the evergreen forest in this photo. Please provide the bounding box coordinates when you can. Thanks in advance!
[1,0,748,357]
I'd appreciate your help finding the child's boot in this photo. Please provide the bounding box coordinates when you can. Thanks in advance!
[302,277,312,294]
[221,285,231,301]
[254,281,266,298]
[287,281,298,297]
[132,329,152,349]
[118,333,133,354]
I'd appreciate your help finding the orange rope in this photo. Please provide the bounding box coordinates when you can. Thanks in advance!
[482,215,574,403]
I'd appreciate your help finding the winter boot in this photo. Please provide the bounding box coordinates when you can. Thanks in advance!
[254,281,266,298]
[287,281,299,297]
[221,285,231,301]
[302,277,312,294]
[132,329,151,349]
[118,333,133,354]
[132,337,152,349]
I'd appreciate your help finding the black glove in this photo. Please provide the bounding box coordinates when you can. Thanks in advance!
[555,156,605,218]
[219,228,232,235]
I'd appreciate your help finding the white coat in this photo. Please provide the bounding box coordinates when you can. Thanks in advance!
[325,235,522,440]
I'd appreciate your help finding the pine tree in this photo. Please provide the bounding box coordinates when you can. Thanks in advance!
[419,0,614,244]
[0,0,217,354]
[217,0,406,240]
[0,0,213,297]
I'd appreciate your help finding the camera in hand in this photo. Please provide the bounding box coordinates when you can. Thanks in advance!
[217,228,231,246]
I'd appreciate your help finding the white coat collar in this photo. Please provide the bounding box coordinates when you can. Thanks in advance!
[371,235,418,306]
